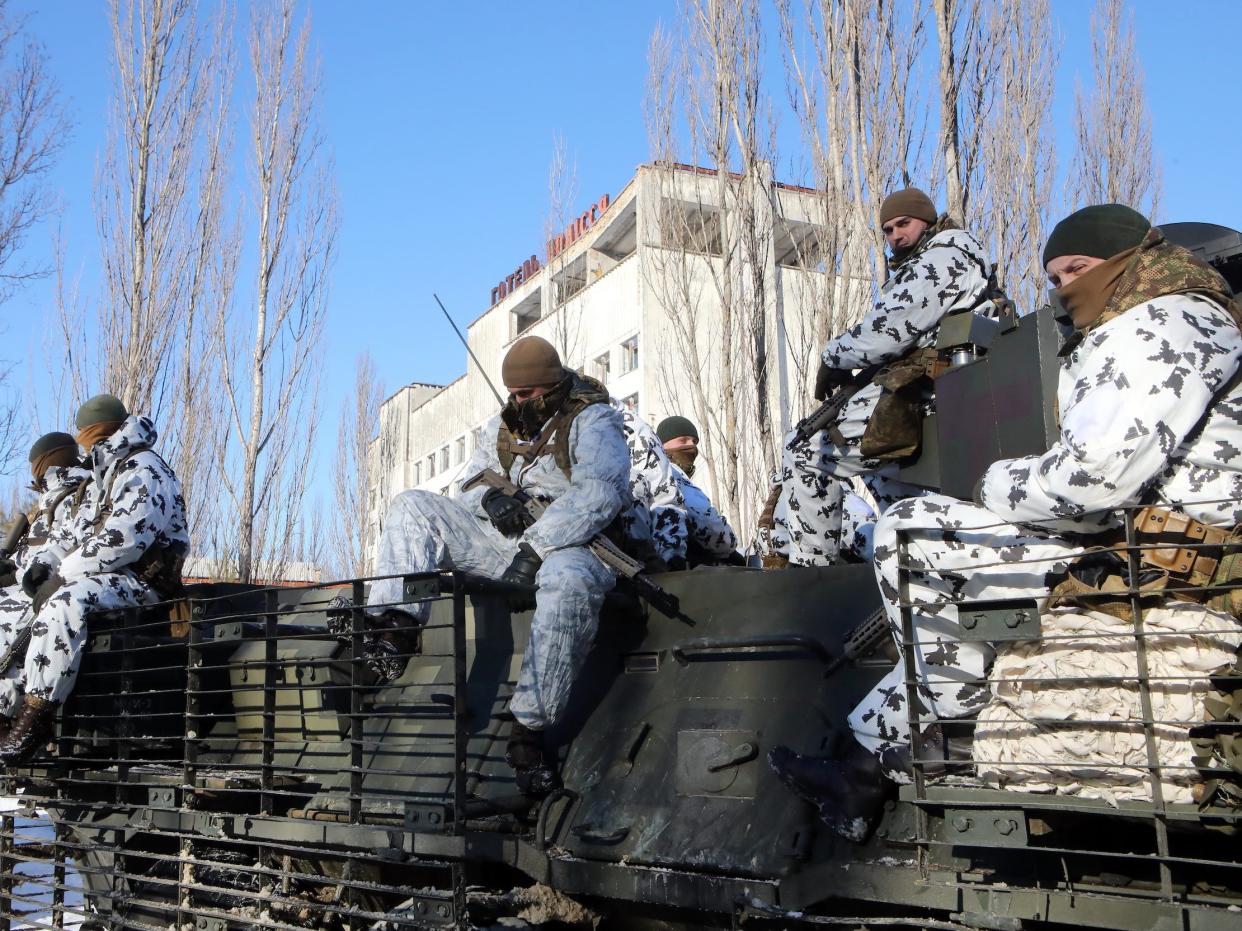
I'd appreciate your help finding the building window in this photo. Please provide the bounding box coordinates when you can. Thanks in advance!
[512,289,542,336]
[455,437,465,464]
[440,446,450,471]
[413,462,421,485]
[620,336,639,374]
[426,454,437,479]
[593,352,610,383]
[620,392,638,413]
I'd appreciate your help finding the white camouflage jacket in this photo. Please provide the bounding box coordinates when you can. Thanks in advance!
[457,403,632,558]
[980,293,1242,532]
[618,406,688,564]
[49,415,189,579]
[822,227,995,370]
[670,465,738,561]
[15,466,91,586]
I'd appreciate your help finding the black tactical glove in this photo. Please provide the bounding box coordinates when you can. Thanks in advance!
[813,361,853,401]
[31,572,65,615]
[500,544,542,613]
[481,488,528,538]
[0,556,16,588]
[21,559,51,599]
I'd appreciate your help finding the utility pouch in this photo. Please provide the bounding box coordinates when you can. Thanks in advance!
[859,348,946,461]
[133,542,188,600]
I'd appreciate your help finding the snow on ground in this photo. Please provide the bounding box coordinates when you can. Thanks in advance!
[0,796,87,930]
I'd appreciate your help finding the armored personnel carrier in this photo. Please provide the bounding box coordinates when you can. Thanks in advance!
[0,224,1239,931]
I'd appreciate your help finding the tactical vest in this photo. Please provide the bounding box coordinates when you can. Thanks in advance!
[22,483,81,550]
[87,450,186,598]
[496,373,611,479]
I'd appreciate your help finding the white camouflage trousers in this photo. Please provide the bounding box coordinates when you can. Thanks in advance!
[0,574,155,711]
[773,384,927,565]
[851,494,1085,781]
[368,491,615,730]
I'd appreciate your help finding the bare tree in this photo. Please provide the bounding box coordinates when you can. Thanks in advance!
[0,0,67,300]
[96,0,229,421]
[0,0,68,471]
[43,0,230,547]
[543,132,585,362]
[977,0,1057,312]
[332,353,383,578]
[1070,0,1161,216]
[933,0,1005,227]
[643,0,785,541]
[776,0,930,388]
[217,0,336,583]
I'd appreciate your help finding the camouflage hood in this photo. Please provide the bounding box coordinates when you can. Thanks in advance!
[89,414,158,486]
[1085,227,1242,337]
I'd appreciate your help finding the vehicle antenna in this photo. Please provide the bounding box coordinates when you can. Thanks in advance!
[433,293,505,407]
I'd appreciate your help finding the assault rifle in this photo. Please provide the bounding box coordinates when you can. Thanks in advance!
[0,514,32,674]
[0,513,29,561]
[786,369,873,451]
[462,469,693,626]
[824,605,890,676]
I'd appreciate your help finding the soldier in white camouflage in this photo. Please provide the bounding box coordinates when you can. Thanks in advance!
[770,204,1242,842]
[655,416,743,565]
[0,397,188,763]
[768,187,1002,566]
[0,434,90,723]
[368,336,633,796]
[616,406,685,568]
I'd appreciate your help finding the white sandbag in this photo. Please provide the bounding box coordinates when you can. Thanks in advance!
[973,601,1242,805]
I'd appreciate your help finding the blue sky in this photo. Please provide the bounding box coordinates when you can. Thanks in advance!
[3,0,1241,508]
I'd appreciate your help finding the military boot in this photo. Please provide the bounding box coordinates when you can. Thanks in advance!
[767,740,890,842]
[0,696,57,765]
[506,722,561,798]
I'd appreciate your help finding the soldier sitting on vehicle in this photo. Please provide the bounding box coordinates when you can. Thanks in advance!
[0,433,91,718]
[768,187,1003,568]
[654,415,743,566]
[0,396,188,763]
[769,204,1242,841]
[367,336,633,797]
[612,404,681,569]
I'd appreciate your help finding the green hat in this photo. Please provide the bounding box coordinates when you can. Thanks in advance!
[1042,204,1151,269]
[28,432,76,463]
[75,393,129,429]
[656,416,699,444]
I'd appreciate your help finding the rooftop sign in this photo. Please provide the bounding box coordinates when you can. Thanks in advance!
[489,193,611,307]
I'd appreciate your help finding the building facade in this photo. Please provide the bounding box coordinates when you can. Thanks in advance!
[367,163,857,564]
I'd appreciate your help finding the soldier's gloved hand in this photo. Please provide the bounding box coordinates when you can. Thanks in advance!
[31,572,65,615]
[814,362,852,401]
[482,488,528,538]
[0,556,16,588]
[21,559,51,598]
[500,544,542,613]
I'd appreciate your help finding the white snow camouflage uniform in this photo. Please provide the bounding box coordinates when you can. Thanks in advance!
[0,465,91,715]
[767,470,876,567]
[852,289,1242,780]
[770,226,999,563]
[616,406,684,566]
[670,464,740,563]
[1,416,188,708]
[368,402,631,730]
